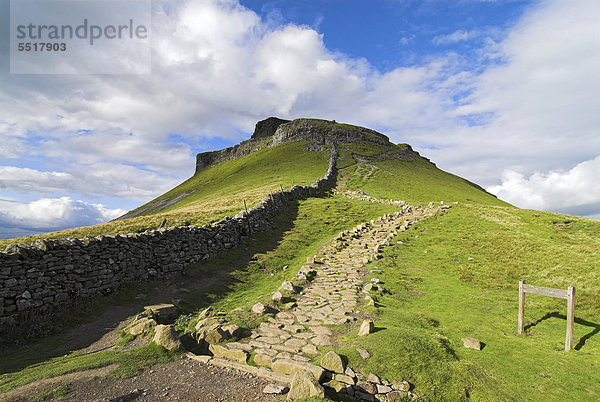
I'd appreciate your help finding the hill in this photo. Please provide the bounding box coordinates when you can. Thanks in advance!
[1,118,599,401]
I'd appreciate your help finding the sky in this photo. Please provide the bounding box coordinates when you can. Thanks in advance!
[0,0,599,238]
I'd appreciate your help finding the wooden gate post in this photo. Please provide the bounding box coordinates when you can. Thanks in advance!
[518,280,525,334]
[565,286,576,351]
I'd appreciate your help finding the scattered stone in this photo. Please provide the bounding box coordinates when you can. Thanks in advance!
[356,348,371,360]
[345,367,356,378]
[152,324,182,350]
[377,384,393,394]
[280,281,298,293]
[254,354,274,367]
[222,324,242,338]
[286,370,324,400]
[358,320,374,336]
[302,344,319,354]
[388,390,407,401]
[272,291,284,303]
[197,306,215,319]
[392,381,411,392]
[462,337,482,350]
[367,373,381,384]
[252,303,268,315]
[320,351,346,373]
[263,384,288,395]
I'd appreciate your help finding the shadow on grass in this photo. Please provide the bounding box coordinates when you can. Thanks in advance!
[0,200,302,375]
[524,311,600,350]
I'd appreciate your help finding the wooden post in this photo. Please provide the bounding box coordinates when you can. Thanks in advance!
[518,280,524,334]
[565,286,575,351]
[279,184,283,192]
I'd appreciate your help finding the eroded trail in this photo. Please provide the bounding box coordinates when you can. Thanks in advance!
[192,202,444,400]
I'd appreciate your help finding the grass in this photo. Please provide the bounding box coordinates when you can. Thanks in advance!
[34,385,70,401]
[342,153,508,207]
[0,141,330,248]
[0,343,180,393]
[337,204,600,400]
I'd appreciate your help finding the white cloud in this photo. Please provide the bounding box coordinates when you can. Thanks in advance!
[0,0,599,229]
[433,29,481,45]
[488,156,600,218]
[0,197,126,233]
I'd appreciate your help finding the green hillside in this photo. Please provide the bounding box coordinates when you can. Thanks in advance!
[3,119,599,400]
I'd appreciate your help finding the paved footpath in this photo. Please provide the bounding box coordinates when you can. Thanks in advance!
[190,201,447,400]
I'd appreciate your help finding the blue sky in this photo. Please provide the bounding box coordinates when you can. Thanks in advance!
[0,0,599,238]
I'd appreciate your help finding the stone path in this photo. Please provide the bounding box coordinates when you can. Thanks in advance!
[189,201,447,400]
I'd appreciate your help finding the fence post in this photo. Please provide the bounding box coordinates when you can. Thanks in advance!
[565,286,575,351]
[518,280,524,334]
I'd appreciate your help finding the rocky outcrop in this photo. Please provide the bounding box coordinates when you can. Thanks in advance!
[195,117,415,174]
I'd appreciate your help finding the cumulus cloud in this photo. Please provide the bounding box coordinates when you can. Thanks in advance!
[0,0,599,229]
[488,156,600,217]
[0,197,126,234]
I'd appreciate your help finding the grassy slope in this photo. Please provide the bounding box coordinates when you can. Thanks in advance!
[0,141,329,248]
[334,148,600,399]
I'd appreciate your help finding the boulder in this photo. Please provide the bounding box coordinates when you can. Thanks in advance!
[125,317,156,336]
[280,281,298,293]
[143,303,178,323]
[462,337,482,350]
[286,370,324,400]
[358,320,374,336]
[272,291,284,303]
[252,303,268,315]
[356,348,371,359]
[320,351,346,374]
[197,323,229,344]
[152,324,182,350]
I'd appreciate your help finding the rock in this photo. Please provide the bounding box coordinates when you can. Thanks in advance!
[254,354,274,367]
[252,303,268,315]
[272,291,284,303]
[392,381,411,392]
[280,281,298,293]
[345,367,356,378]
[356,348,371,359]
[311,334,333,346]
[222,324,242,338]
[320,351,346,374]
[286,370,324,400]
[363,283,373,292]
[462,337,482,350]
[388,390,407,401]
[358,320,374,336]
[367,373,381,384]
[194,317,223,331]
[209,344,248,364]
[143,303,178,323]
[198,306,215,319]
[197,324,229,344]
[377,384,393,393]
[152,324,182,350]
[323,379,345,392]
[272,358,325,381]
[302,344,319,354]
[334,374,356,385]
[126,317,157,336]
[356,381,378,394]
[21,290,32,299]
[263,384,288,395]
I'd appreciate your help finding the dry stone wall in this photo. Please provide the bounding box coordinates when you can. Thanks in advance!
[0,146,338,330]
